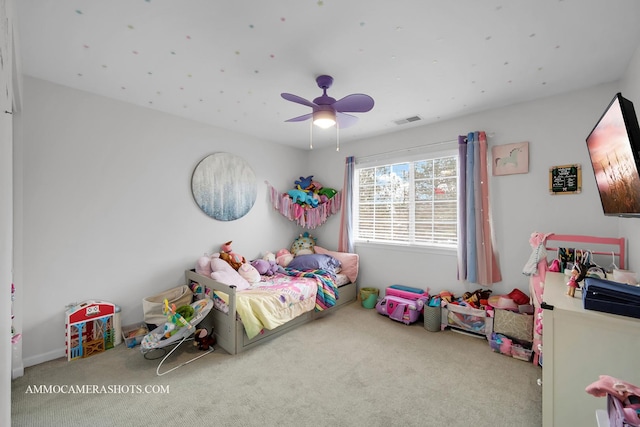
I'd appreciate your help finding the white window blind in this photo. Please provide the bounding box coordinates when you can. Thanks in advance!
[354,149,458,248]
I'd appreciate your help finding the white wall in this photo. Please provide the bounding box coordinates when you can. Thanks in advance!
[2,0,16,425]
[18,77,311,366]
[17,44,640,367]
[619,43,640,271]
[312,83,626,297]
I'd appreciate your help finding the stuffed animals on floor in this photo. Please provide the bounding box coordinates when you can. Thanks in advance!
[193,328,216,351]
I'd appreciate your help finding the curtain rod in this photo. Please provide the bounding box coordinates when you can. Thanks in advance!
[356,138,458,163]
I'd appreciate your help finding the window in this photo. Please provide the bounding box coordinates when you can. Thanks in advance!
[354,150,458,248]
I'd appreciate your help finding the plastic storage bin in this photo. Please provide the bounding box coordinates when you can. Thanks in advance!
[122,323,148,348]
[511,345,533,361]
[442,303,493,338]
[489,333,533,361]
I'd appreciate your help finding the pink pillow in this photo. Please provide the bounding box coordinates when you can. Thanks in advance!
[313,246,359,283]
[210,258,251,291]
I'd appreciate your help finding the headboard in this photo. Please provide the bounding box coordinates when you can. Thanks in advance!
[544,234,626,270]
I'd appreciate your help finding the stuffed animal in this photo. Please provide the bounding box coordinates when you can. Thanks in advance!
[586,375,640,427]
[210,255,251,291]
[304,193,319,207]
[195,253,213,276]
[291,232,316,256]
[295,175,314,190]
[318,187,338,199]
[238,263,261,284]
[220,241,245,270]
[287,189,308,204]
[309,179,322,191]
[250,259,279,276]
[276,249,293,267]
[262,251,276,262]
[193,328,216,351]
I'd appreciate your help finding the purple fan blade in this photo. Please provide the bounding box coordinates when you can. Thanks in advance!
[336,112,358,129]
[285,113,313,123]
[333,94,374,113]
[281,93,317,108]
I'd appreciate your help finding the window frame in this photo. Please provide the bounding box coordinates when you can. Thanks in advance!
[353,147,459,250]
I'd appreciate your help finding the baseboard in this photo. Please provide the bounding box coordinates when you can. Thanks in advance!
[12,364,24,379]
[22,347,66,368]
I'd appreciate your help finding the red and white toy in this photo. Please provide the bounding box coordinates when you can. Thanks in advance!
[65,300,116,361]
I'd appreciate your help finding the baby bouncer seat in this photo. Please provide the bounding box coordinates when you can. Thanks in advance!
[140,298,214,376]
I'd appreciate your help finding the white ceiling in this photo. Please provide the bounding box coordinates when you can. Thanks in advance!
[14,0,640,150]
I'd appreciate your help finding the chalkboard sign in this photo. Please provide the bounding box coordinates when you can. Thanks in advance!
[549,164,582,195]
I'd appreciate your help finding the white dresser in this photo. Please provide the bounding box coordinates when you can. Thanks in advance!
[541,272,640,427]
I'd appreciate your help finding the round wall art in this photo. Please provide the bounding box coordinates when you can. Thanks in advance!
[191,152,257,221]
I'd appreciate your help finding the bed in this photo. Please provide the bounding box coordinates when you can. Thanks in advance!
[186,248,358,355]
[528,233,626,366]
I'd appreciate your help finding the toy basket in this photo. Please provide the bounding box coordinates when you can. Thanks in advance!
[360,287,379,309]
[142,285,193,326]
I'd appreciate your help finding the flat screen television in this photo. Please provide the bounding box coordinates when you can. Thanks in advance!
[585,92,640,217]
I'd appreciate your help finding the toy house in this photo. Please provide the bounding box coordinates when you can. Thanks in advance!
[65,300,116,361]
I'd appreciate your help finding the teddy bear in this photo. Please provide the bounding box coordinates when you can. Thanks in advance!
[219,240,245,270]
[193,328,216,351]
[250,259,279,276]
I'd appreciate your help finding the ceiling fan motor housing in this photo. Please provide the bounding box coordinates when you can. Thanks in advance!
[316,75,334,89]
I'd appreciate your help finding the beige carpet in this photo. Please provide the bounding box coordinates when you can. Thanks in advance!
[11,302,542,427]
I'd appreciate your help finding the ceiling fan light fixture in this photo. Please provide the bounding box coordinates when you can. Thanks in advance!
[313,110,336,129]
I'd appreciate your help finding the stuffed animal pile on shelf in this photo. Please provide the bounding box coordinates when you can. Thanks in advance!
[266,176,341,229]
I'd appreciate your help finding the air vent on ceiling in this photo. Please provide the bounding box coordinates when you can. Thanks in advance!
[394,115,422,125]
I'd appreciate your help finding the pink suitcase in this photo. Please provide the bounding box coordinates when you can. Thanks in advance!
[376,295,425,325]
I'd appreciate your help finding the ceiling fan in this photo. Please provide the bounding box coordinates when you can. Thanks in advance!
[281,75,374,130]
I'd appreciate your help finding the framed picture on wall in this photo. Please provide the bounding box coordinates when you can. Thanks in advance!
[549,164,582,195]
[191,152,257,221]
[492,141,529,176]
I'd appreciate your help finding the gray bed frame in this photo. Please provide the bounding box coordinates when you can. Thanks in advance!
[185,269,357,355]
